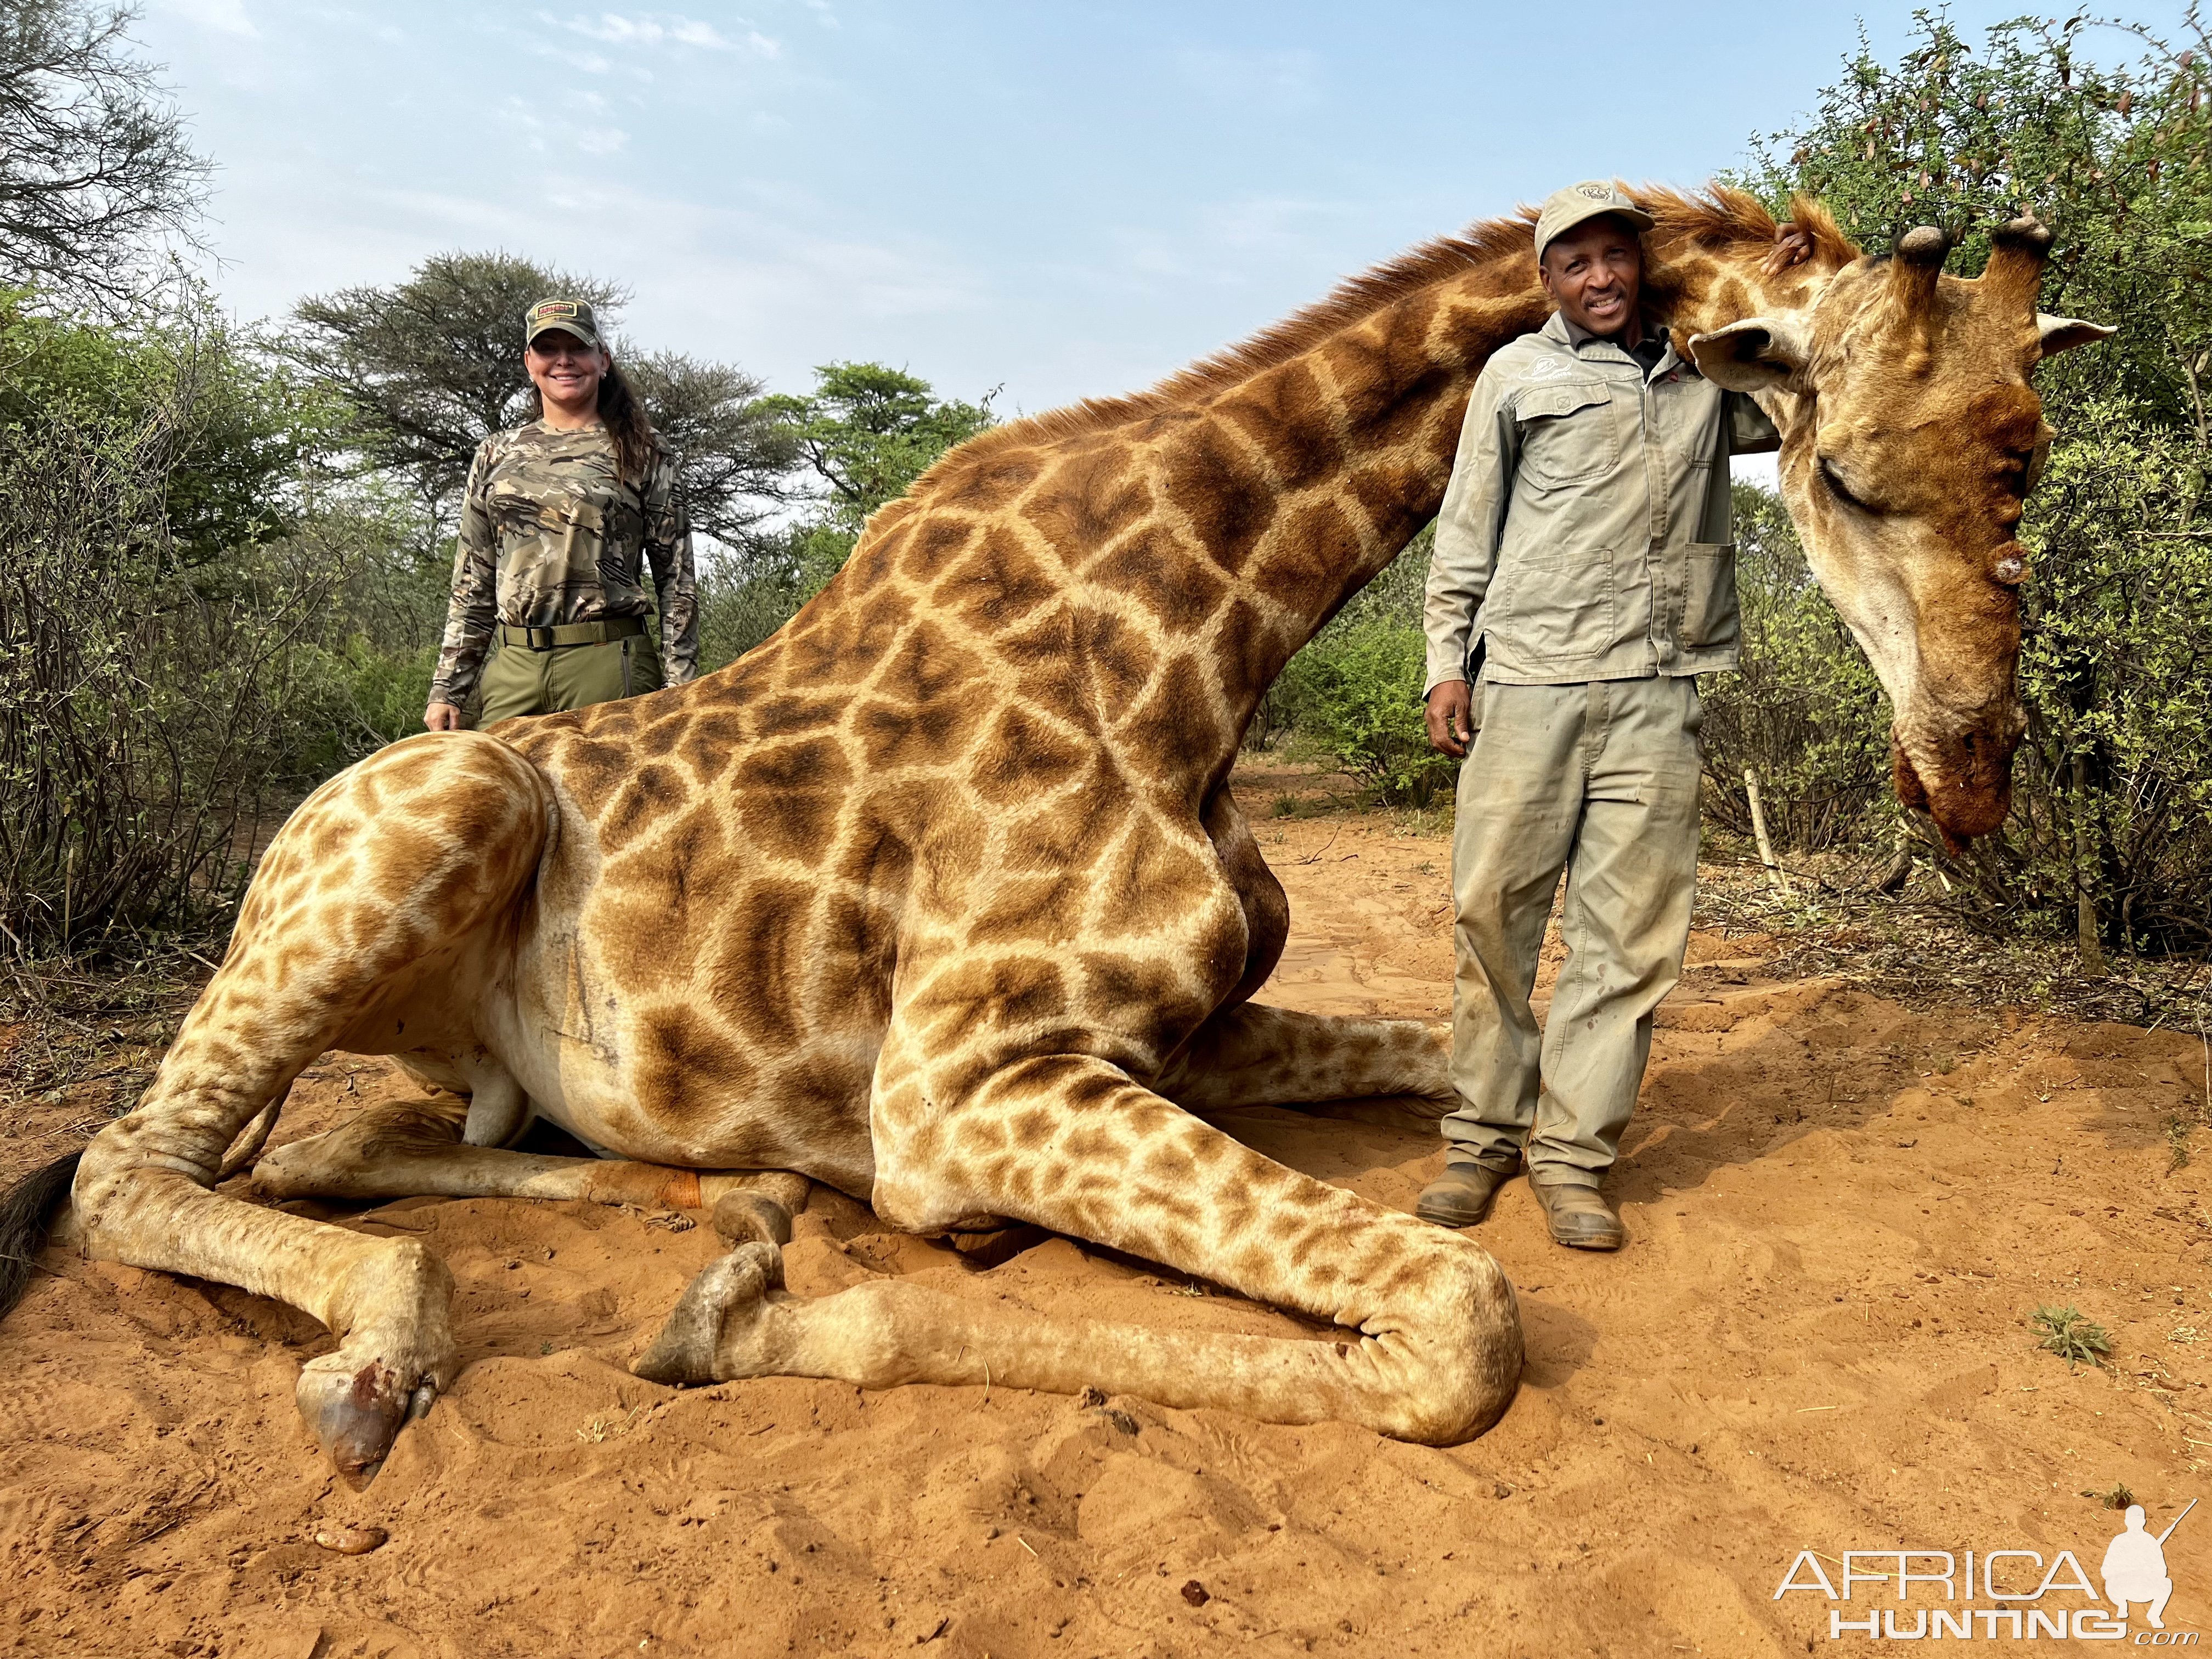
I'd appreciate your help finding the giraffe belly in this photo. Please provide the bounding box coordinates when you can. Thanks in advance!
[484,950,884,1193]
[475,764,890,1195]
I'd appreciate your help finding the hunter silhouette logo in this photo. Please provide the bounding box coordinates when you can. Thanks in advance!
[2106,1502,2193,1630]
[1774,1498,2198,1642]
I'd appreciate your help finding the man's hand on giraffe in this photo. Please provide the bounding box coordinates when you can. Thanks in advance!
[1763,222,1816,278]
[424,702,464,732]
[1425,680,1474,759]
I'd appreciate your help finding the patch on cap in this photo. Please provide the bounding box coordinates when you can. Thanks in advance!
[524,297,601,346]
[1533,180,1656,263]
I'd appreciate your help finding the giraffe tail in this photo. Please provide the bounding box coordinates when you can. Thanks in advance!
[0,1151,80,1322]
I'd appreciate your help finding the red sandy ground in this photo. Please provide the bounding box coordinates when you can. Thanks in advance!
[2,765,2208,1658]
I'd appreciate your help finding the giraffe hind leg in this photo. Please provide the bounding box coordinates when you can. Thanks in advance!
[255,1097,809,1246]
[68,732,552,1474]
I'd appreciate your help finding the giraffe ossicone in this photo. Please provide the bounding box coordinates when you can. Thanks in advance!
[4,185,2108,1471]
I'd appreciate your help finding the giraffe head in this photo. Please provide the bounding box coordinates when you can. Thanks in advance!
[1686,215,2113,847]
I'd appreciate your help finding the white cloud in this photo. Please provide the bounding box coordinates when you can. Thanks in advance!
[1731,451,1781,492]
[1078,195,1356,297]
[544,12,779,58]
[496,95,629,158]
[497,97,549,154]
[159,0,259,38]
[540,46,614,73]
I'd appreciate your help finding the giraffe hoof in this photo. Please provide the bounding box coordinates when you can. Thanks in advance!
[297,1353,428,1475]
[710,1192,793,1248]
[635,1241,784,1386]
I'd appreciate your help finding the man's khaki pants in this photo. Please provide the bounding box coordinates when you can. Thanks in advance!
[477,634,662,726]
[1441,676,1703,1188]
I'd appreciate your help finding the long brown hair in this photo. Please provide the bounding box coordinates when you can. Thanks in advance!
[527,357,662,487]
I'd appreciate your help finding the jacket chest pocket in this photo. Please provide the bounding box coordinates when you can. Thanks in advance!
[1516,383,1618,487]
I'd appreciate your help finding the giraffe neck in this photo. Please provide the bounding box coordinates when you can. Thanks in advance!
[1122,256,1543,789]
[1130,225,1810,790]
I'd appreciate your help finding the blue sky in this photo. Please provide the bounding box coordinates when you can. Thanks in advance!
[143,1,2190,422]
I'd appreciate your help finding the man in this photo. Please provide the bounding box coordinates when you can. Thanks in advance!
[1415,182,1779,1249]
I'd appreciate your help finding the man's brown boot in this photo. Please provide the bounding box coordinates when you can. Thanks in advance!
[1530,1180,1625,1250]
[1415,1164,1514,1228]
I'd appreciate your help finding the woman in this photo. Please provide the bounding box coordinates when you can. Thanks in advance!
[422,297,696,730]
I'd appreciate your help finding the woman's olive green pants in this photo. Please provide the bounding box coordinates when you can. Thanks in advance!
[477,634,663,725]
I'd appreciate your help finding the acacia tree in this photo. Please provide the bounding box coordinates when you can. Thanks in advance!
[766,360,995,590]
[768,361,997,534]
[288,253,612,518]
[287,252,795,546]
[1733,8,2212,954]
[0,0,207,310]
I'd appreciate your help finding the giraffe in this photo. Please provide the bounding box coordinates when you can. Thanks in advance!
[0,186,2108,1473]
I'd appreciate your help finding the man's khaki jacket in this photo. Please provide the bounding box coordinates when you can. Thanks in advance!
[1421,309,1778,696]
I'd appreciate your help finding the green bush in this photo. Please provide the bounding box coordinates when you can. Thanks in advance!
[1954,405,2212,949]
[2030,1304,2112,1369]
[0,298,438,953]
[1278,618,1454,806]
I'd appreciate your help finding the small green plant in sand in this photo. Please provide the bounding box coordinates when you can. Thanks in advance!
[2031,1305,2112,1369]
[2081,1482,2136,1510]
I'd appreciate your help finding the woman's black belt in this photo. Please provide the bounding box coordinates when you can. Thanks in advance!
[495,616,647,651]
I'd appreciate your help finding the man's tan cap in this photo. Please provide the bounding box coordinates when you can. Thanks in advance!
[524,297,602,348]
[1533,181,1655,263]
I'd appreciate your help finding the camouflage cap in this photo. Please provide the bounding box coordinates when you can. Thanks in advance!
[524,297,602,349]
[1533,180,1655,264]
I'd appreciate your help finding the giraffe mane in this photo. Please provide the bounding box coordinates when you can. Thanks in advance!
[905,181,1859,500]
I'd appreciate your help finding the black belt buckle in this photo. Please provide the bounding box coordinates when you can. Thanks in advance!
[527,625,556,651]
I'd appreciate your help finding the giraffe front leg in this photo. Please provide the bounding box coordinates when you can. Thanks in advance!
[635,1054,1520,1443]
[1156,1001,1453,1116]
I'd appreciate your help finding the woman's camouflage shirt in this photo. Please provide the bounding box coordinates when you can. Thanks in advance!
[427,420,697,708]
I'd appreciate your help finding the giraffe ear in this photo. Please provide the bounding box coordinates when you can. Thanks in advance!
[2037,313,2115,357]
[1686,316,1811,394]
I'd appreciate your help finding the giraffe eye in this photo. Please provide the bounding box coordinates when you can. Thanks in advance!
[1819,457,1879,513]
